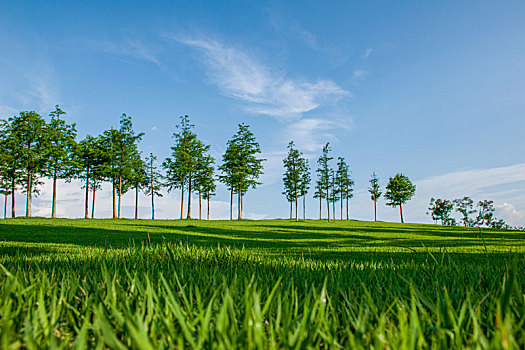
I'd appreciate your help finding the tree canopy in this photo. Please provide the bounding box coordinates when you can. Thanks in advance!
[384,173,416,223]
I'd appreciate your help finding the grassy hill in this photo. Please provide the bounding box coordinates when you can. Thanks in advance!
[0,218,524,348]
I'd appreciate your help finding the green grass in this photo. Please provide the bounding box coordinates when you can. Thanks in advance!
[0,218,524,348]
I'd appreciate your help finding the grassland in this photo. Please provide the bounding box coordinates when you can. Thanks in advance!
[0,218,524,348]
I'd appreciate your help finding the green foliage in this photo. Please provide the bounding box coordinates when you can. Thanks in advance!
[163,115,210,219]
[454,197,476,227]
[335,157,354,219]
[368,172,381,201]
[6,111,48,216]
[43,105,78,180]
[315,143,332,200]
[0,119,22,217]
[0,218,524,348]
[219,123,264,219]
[475,200,496,227]
[99,114,144,218]
[195,154,215,200]
[427,198,455,225]
[368,172,382,221]
[144,153,164,199]
[163,116,200,191]
[315,143,333,220]
[282,141,310,220]
[385,173,416,223]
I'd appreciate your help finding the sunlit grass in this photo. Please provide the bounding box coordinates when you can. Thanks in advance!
[0,218,524,348]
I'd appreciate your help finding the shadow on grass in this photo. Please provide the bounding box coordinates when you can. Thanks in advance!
[1,220,524,263]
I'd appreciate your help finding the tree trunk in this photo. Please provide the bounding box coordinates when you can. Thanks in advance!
[374,199,377,221]
[340,193,343,220]
[4,193,7,219]
[151,192,155,220]
[135,185,139,219]
[199,190,202,220]
[180,178,185,220]
[295,193,298,222]
[399,204,404,223]
[318,196,321,220]
[51,169,57,218]
[289,201,292,220]
[11,178,15,218]
[26,170,32,217]
[326,188,330,223]
[92,186,96,219]
[118,174,122,219]
[237,182,242,220]
[112,178,116,219]
[303,195,306,221]
[207,194,210,221]
[85,173,90,219]
[187,177,192,219]
[346,194,349,220]
[229,188,232,220]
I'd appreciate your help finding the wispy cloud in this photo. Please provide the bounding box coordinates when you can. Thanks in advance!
[172,37,349,120]
[284,117,352,152]
[352,70,368,81]
[268,13,318,49]
[363,48,372,58]
[89,39,163,68]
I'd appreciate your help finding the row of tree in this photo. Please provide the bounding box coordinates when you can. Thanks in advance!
[426,197,523,230]
[281,142,418,223]
[0,108,268,220]
[3,107,517,228]
[0,107,418,222]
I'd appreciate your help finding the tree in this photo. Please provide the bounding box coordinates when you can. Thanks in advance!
[100,114,144,219]
[144,153,164,220]
[282,174,294,219]
[129,150,147,220]
[9,111,48,217]
[384,173,416,223]
[116,114,144,219]
[199,157,216,221]
[316,143,332,222]
[0,119,21,218]
[335,157,354,220]
[329,169,338,220]
[43,105,77,218]
[453,197,476,227]
[163,115,207,219]
[219,123,264,220]
[282,141,308,221]
[195,154,215,220]
[427,198,455,225]
[76,135,104,219]
[368,172,382,221]
[475,200,495,227]
[298,160,311,221]
[0,175,10,219]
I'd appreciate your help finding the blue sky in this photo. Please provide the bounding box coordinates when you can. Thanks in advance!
[1,1,524,224]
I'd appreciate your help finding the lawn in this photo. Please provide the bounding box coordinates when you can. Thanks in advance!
[0,218,524,348]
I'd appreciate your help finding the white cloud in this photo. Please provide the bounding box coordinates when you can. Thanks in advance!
[363,48,372,58]
[496,202,525,226]
[173,37,349,120]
